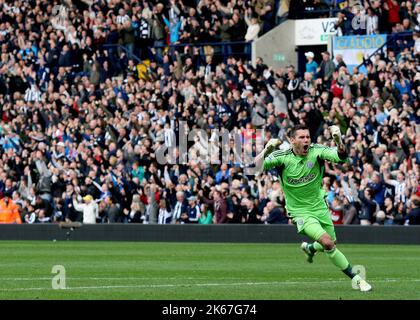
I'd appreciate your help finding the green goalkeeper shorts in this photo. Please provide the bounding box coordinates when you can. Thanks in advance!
[292,211,336,242]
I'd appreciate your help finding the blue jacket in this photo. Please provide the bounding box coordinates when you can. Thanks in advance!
[306,60,319,75]
[163,18,181,44]
[394,79,412,98]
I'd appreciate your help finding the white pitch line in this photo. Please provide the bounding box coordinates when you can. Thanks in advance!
[0,281,344,292]
[0,279,419,292]
[0,276,382,281]
[0,276,359,282]
[0,277,221,281]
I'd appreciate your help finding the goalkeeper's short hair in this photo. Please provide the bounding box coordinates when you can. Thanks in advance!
[288,124,310,138]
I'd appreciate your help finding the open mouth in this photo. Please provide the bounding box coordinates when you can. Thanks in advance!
[303,145,309,152]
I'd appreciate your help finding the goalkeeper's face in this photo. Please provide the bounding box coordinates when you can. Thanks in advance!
[290,129,311,156]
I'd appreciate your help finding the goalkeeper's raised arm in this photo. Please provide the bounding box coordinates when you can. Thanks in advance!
[330,125,348,157]
[314,125,349,164]
[254,138,282,176]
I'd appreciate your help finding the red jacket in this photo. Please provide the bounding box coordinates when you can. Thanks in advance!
[331,80,343,98]
[330,208,344,225]
[387,0,400,24]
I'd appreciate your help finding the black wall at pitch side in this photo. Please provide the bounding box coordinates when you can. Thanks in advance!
[0,224,419,244]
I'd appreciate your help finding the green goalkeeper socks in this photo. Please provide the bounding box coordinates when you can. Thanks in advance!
[325,247,350,271]
[314,245,356,279]
[308,242,324,254]
[342,264,357,279]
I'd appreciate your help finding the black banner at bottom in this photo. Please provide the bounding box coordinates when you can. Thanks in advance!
[1,300,419,318]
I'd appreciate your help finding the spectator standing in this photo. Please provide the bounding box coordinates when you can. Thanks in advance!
[172,191,188,224]
[244,11,261,43]
[72,194,99,224]
[358,188,378,225]
[335,10,353,36]
[317,51,335,86]
[405,194,420,225]
[186,196,201,223]
[368,172,386,208]
[0,192,22,224]
[343,196,359,225]
[366,7,379,35]
[382,197,397,225]
[383,170,409,205]
[330,197,344,225]
[304,52,318,76]
[385,0,401,27]
[198,204,213,224]
[200,189,228,224]
[262,201,289,224]
[245,198,262,224]
[158,199,172,224]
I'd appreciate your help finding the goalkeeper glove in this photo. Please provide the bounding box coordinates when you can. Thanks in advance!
[329,125,343,147]
[264,138,282,157]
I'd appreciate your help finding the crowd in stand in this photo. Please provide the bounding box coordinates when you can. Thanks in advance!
[0,0,419,226]
[289,0,420,36]
[332,0,420,36]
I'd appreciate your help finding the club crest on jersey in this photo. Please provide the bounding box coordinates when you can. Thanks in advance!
[306,161,314,168]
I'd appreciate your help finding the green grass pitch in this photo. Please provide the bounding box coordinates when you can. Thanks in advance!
[0,241,419,300]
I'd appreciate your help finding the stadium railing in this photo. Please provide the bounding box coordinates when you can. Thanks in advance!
[102,41,252,65]
[153,41,252,63]
[102,44,142,64]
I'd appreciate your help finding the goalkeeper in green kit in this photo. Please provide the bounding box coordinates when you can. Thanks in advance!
[256,124,372,292]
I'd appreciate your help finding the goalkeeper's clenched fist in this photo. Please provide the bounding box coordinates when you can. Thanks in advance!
[329,125,342,145]
[253,138,282,175]
[329,125,347,155]
[264,138,282,157]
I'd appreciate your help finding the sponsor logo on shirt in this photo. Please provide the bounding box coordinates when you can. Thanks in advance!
[287,173,316,185]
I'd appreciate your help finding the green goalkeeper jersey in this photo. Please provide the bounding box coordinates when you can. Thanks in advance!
[263,144,347,218]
